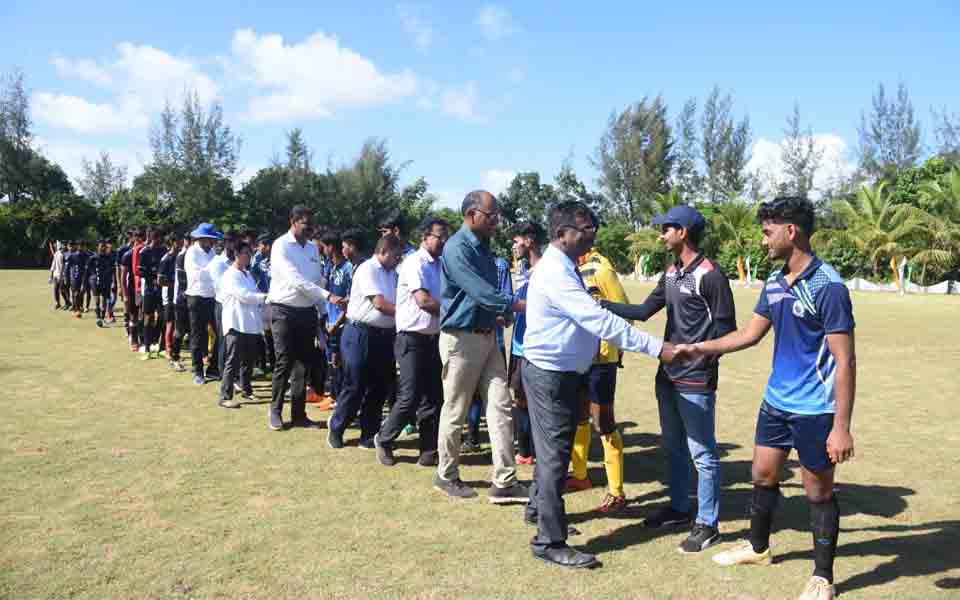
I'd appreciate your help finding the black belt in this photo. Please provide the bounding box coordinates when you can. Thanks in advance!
[442,327,493,335]
[400,330,440,339]
[350,320,395,335]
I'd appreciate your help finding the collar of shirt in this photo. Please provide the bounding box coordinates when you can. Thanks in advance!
[777,255,823,289]
[673,252,706,278]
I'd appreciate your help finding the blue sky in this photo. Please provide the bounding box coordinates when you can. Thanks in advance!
[2,1,958,206]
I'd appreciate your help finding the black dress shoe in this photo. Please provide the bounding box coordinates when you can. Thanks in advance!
[531,545,599,569]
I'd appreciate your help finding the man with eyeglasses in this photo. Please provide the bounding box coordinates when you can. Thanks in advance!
[375,216,449,467]
[434,190,529,504]
[267,205,347,431]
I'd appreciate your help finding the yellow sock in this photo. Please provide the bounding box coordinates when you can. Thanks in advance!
[570,422,591,480]
[601,430,624,498]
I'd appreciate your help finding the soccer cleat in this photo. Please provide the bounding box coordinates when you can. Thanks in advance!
[375,434,396,466]
[712,540,772,566]
[564,476,593,493]
[269,412,284,431]
[797,576,835,600]
[140,352,155,361]
[678,524,720,554]
[170,361,186,372]
[596,493,627,514]
[461,439,482,454]
[218,398,241,409]
[192,375,205,386]
[96,319,104,328]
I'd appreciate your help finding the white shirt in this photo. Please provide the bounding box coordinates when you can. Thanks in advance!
[50,251,64,279]
[395,247,442,334]
[208,253,231,302]
[346,256,398,329]
[267,231,330,308]
[524,245,663,374]
[184,241,216,298]
[220,265,267,335]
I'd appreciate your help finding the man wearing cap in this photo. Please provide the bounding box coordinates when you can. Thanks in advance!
[602,205,736,553]
[267,206,346,431]
[185,223,222,385]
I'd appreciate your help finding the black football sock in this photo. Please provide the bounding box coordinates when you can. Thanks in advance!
[749,484,780,553]
[811,495,840,583]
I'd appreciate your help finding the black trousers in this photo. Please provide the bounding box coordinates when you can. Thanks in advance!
[270,304,323,421]
[328,321,396,441]
[171,302,189,361]
[220,331,259,400]
[378,331,443,453]
[522,361,582,550]
[187,295,217,377]
[215,301,225,376]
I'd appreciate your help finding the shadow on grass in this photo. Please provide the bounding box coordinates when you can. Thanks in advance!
[776,519,958,596]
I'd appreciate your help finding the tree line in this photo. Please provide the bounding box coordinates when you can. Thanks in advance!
[1,68,958,285]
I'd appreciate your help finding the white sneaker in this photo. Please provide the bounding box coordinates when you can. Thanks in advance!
[712,540,772,566]
[798,576,835,600]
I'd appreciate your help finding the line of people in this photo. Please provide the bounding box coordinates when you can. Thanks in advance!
[47,193,856,599]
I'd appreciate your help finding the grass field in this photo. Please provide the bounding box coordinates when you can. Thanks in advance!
[1,270,959,600]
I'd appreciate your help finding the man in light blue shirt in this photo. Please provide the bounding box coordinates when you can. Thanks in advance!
[522,200,676,569]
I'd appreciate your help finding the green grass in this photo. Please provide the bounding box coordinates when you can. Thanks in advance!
[1,270,959,599]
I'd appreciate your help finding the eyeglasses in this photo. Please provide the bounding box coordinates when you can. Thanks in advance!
[474,208,501,219]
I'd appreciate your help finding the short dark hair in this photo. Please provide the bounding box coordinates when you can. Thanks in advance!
[235,240,252,256]
[461,190,487,216]
[418,215,450,237]
[256,233,273,245]
[511,221,546,245]
[320,231,342,249]
[341,228,364,249]
[289,205,312,223]
[757,195,815,236]
[375,234,403,254]
[547,201,596,240]
[379,211,404,234]
[165,233,179,246]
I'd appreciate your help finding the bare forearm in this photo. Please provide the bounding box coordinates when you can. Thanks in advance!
[832,364,856,430]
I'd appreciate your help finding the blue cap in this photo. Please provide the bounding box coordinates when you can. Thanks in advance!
[651,205,706,233]
[190,222,223,240]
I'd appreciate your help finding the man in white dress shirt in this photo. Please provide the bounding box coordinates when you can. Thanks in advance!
[521,200,677,569]
[327,235,403,449]
[374,217,449,467]
[218,241,268,409]
[267,206,346,431]
[184,223,222,385]
[209,231,237,380]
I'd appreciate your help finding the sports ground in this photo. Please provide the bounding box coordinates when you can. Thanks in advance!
[1,270,958,599]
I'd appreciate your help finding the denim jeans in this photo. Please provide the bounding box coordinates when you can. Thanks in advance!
[655,378,721,528]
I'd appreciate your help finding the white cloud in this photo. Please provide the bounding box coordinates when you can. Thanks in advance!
[52,57,112,86]
[440,81,482,121]
[231,28,418,122]
[397,3,433,51]
[481,169,516,196]
[39,44,218,133]
[32,93,148,133]
[747,133,856,198]
[476,4,518,41]
[33,136,146,187]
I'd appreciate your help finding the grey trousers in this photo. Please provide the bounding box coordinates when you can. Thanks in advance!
[521,361,582,549]
[436,330,516,488]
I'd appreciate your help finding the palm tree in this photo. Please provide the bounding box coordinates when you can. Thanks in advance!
[920,168,960,224]
[812,182,928,281]
[711,200,758,282]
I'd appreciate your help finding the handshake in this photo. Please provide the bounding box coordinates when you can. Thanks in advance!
[657,342,704,364]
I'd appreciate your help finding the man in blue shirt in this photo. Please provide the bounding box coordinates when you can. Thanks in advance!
[320,230,353,401]
[435,190,527,504]
[679,196,856,600]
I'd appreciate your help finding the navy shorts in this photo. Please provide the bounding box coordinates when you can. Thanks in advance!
[142,291,162,315]
[586,363,618,405]
[755,401,834,472]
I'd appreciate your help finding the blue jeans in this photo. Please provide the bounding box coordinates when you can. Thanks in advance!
[655,379,721,528]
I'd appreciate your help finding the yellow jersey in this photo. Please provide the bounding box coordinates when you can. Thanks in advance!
[578,248,630,365]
